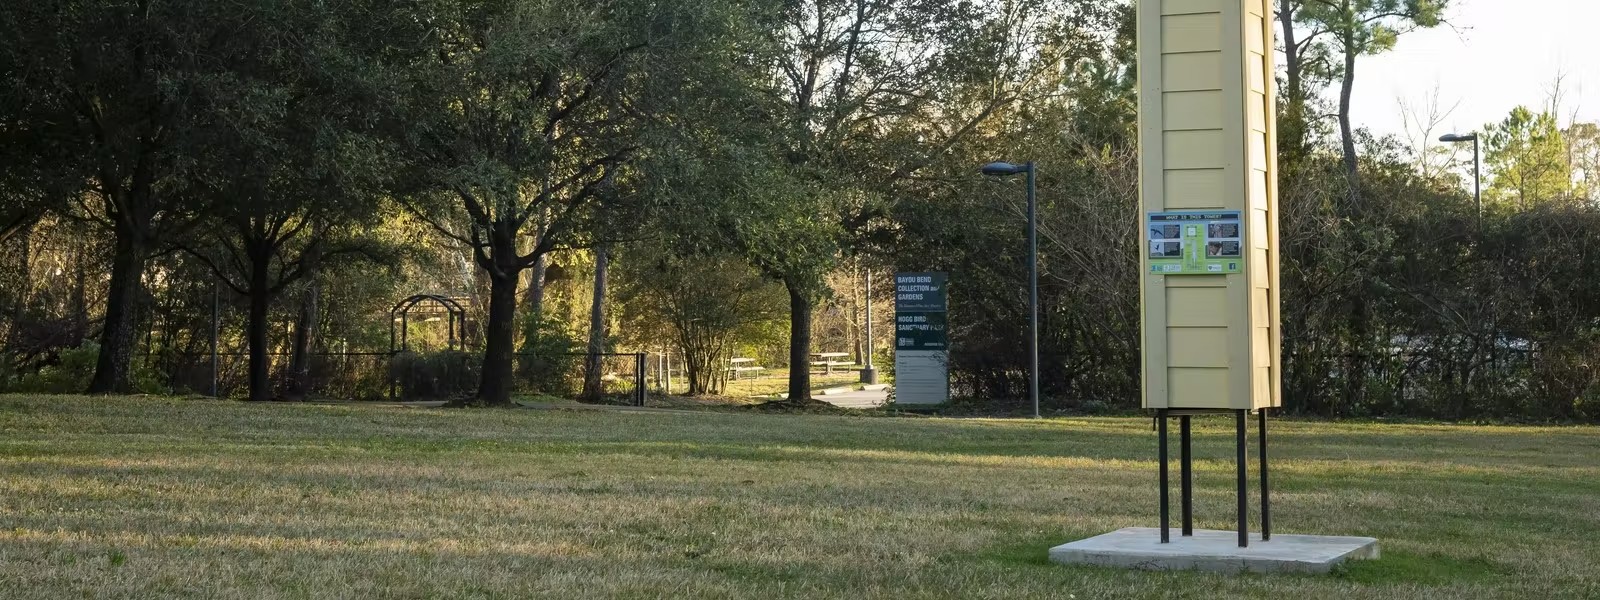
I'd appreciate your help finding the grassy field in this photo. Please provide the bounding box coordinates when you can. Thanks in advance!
[677,368,867,398]
[1,395,1597,599]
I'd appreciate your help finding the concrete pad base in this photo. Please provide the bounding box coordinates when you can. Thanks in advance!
[1049,528,1378,574]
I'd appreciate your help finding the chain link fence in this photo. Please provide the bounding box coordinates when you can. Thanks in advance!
[136,350,645,405]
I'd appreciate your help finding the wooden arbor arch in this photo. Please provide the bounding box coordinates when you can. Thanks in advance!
[389,294,468,353]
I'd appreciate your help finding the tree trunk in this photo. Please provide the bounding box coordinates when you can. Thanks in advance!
[684,350,703,395]
[1338,28,1361,208]
[784,279,813,401]
[519,252,548,351]
[526,253,548,324]
[285,280,319,401]
[87,229,145,394]
[1279,0,1307,155]
[686,343,710,396]
[1280,1,1302,104]
[476,270,519,406]
[245,286,273,402]
[581,245,610,402]
[69,243,89,346]
[4,225,31,350]
[240,241,280,402]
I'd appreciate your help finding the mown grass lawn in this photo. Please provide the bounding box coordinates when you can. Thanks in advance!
[696,368,866,398]
[1,395,1597,599]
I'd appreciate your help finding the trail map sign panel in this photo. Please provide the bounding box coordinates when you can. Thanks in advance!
[1147,211,1243,275]
[895,272,948,405]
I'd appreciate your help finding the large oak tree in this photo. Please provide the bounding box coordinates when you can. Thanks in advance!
[391,0,743,405]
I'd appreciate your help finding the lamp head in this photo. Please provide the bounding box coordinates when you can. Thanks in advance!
[981,161,1027,177]
[1440,133,1478,143]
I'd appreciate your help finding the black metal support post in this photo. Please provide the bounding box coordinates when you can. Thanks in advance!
[1180,415,1193,536]
[1158,409,1170,543]
[1259,409,1270,540]
[635,353,647,406]
[1236,409,1249,548]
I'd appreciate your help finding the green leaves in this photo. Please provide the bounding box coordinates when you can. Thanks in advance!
[1294,0,1454,57]
[1485,106,1572,208]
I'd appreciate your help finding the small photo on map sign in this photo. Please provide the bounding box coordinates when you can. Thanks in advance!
[1151,241,1182,258]
[1150,225,1180,240]
[1209,223,1240,239]
[1206,241,1241,258]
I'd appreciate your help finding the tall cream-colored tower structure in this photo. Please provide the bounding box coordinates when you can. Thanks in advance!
[1051,2,1381,564]
[1138,0,1281,411]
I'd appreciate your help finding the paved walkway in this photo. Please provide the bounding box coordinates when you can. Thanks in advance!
[818,388,888,409]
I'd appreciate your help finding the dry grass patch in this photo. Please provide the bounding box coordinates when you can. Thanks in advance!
[0,395,1597,598]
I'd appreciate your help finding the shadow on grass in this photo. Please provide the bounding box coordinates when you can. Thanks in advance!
[973,536,1059,568]
[1334,551,1506,586]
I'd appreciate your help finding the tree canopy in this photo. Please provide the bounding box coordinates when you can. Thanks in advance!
[2,0,1599,421]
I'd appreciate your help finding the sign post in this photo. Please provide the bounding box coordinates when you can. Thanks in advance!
[893,272,948,405]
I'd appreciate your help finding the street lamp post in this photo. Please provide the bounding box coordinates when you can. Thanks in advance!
[981,161,1040,419]
[1440,133,1481,219]
[861,268,877,384]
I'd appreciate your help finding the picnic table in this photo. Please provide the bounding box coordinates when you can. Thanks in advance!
[809,352,852,375]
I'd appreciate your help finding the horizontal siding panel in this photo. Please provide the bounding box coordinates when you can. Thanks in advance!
[1162,0,1223,15]
[1167,275,1229,288]
[1249,131,1268,170]
[1170,328,1231,368]
[1164,130,1226,169]
[1163,14,1222,53]
[1169,368,1231,408]
[1165,169,1226,208]
[1248,168,1269,211]
[1248,91,1268,133]
[1167,287,1229,327]
[1247,14,1266,53]
[1164,90,1225,130]
[1247,51,1267,92]
[1162,52,1223,91]
[1251,288,1271,325]
[1250,208,1270,248]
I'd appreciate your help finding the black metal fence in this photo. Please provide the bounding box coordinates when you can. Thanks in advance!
[138,349,646,405]
[943,344,1557,419]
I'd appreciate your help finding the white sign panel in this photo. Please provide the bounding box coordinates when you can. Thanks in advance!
[893,350,948,405]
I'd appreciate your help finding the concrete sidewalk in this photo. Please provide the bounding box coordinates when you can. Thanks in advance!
[817,387,888,409]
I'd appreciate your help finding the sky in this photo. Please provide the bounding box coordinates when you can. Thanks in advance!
[1343,0,1600,141]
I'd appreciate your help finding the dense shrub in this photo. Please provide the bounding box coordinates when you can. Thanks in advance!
[393,350,479,400]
